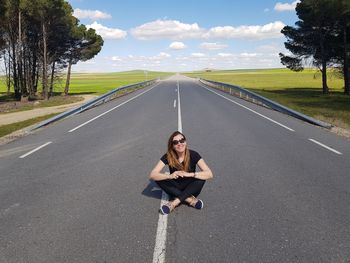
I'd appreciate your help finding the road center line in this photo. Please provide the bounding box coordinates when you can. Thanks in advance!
[308,138,342,155]
[153,81,182,263]
[177,81,183,133]
[198,83,295,132]
[68,84,158,133]
[19,142,52,159]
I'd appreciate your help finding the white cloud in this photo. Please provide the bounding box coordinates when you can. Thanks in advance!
[73,8,111,20]
[205,21,285,40]
[131,19,205,40]
[274,1,300,12]
[169,42,187,50]
[200,42,228,50]
[217,53,234,57]
[191,53,206,57]
[131,19,286,41]
[111,56,122,61]
[239,53,258,58]
[158,52,171,58]
[86,22,127,40]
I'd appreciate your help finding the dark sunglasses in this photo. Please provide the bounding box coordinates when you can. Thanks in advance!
[172,138,186,145]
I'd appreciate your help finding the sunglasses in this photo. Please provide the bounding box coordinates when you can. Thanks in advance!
[172,138,186,145]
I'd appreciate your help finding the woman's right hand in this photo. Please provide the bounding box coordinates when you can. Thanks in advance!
[170,171,181,180]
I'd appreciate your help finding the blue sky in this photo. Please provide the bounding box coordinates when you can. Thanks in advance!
[68,0,300,72]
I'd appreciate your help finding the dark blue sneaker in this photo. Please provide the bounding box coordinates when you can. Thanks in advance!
[160,205,171,215]
[194,199,204,209]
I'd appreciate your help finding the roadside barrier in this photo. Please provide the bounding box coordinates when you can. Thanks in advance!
[31,78,159,131]
[199,78,332,129]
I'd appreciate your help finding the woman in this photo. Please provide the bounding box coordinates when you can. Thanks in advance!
[149,131,213,215]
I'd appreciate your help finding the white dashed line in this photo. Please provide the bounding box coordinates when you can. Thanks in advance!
[309,139,342,155]
[19,142,52,158]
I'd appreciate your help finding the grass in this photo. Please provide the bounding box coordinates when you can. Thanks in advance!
[184,68,350,130]
[0,113,58,138]
[53,70,172,95]
[0,70,173,96]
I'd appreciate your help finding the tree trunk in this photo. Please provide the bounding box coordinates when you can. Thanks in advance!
[32,54,39,94]
[35,61,39,93]
[321,60,329,94]
[49,61,55,98]
[4,50,11,95]
[11,41,20,100]
[64,60,72,96]
[344,28,350,95]
[42,22,48,100]
[18,10,26,99]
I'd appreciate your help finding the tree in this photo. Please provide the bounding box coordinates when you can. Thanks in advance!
[23,0,76,100]
[64,25,103,95]
[0,0,103,100]
[280,0,338,94]
[0,0,6,51]
[332,0,350,95]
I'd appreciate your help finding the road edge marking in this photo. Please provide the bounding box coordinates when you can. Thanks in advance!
[197,82,295,132]
[68,84,159,133]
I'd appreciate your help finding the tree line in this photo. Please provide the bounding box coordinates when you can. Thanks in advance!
[280,0,350,95]
[0,0,103,101]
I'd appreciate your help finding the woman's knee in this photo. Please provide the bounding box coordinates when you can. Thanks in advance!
[193,179,205,188]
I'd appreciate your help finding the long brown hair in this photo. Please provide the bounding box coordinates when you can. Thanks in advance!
[166,131,190,172]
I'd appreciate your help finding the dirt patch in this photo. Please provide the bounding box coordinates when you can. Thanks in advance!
[0,100,36,113]
[331,126,350,139]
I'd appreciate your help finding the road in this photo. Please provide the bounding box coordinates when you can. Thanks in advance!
[0,75,349,263]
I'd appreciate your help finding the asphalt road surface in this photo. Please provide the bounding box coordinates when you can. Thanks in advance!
[0,75,349,263]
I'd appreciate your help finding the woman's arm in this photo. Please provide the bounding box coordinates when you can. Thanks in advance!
[149,160,178,181]
[178,159,213,180]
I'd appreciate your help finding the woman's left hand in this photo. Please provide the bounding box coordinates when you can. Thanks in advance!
[177,171,194,178]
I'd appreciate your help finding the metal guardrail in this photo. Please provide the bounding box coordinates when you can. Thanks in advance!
[31,78,159,131]
[199,78,333,129]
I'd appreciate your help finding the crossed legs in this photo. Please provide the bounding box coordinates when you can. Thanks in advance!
[156,178,205,212]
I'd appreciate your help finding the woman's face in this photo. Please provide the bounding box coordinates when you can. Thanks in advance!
[172,134,187,154]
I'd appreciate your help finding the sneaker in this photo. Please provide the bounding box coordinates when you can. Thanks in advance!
[160,204,171,215]
[194,199,204,209]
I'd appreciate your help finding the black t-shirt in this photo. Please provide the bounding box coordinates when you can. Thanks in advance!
[160,149,202,174]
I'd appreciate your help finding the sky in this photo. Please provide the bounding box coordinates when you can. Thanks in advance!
[67,0,300,73]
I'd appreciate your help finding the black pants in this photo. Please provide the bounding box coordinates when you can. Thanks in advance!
[156,178,205,203]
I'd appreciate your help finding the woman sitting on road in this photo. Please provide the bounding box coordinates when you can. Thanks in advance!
[149,131,213,215]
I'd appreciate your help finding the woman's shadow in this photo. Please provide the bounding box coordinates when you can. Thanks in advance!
[142,180,163,200]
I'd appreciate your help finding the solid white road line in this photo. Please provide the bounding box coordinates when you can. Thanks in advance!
[177,81,183,133]
[153,81,183,263]
[68,85,158,133]
[19,141,52,159]
[153,190,169,263]
[308,138,342,155]
[199,83,295,132]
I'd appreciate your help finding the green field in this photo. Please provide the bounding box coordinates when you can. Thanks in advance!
[0,70,173,96]
[185,68,350,130]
